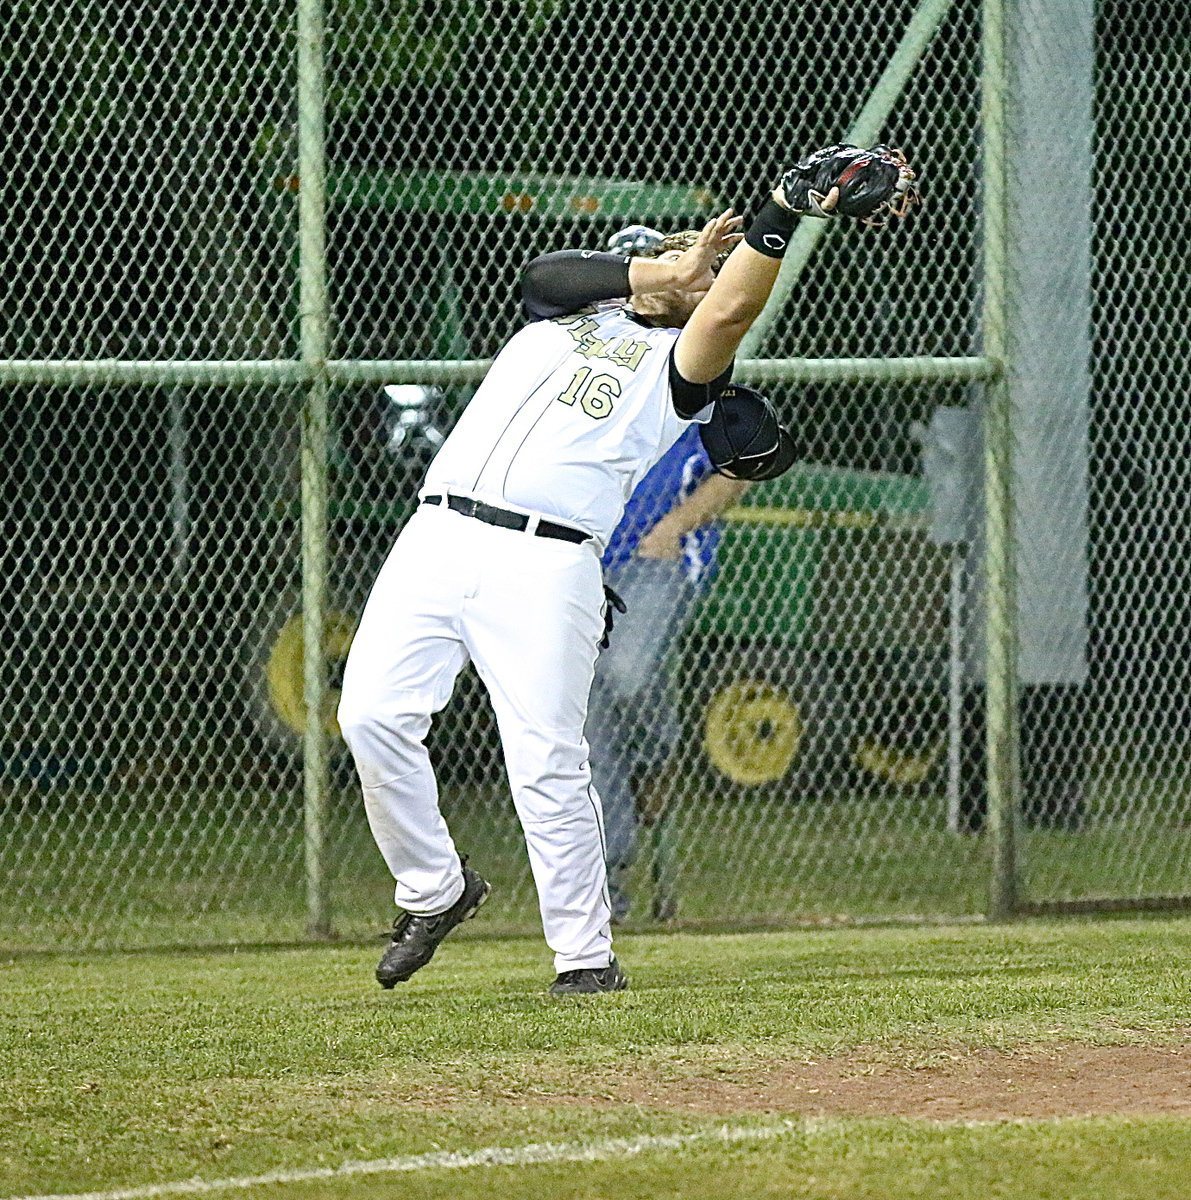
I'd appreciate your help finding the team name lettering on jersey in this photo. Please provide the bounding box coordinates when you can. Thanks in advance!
[552,312,649,372]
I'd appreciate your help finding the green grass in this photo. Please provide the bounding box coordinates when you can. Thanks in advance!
[2,918,1190,1198]
[260,1121,1191,1200]
[4,774,1191,952]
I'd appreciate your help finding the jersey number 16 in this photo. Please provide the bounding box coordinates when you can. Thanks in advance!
[556,366,620,420]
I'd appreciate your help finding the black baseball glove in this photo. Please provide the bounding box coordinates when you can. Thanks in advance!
[779,143,920,226]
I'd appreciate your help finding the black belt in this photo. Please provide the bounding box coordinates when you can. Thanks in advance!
[424,495,590,544]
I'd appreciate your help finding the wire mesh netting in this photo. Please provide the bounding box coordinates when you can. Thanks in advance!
[1,0,1187,952]
[1013,0,1191,909]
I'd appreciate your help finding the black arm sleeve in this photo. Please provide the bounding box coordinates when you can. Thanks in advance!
[669,350,734,420]
[519,250,633,321]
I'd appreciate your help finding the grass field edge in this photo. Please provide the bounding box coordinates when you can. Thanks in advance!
[3,1121,802,1200]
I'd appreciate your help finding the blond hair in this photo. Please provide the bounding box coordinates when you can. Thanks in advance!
[647,229,731,273]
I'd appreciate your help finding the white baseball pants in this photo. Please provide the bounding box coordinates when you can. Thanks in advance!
[338,503,614,972]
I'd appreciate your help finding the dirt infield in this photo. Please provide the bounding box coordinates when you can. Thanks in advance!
[598,1041,1191,1121]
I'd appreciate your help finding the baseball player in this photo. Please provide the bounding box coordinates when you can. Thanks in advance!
[588,418,750,922]
[337,145,917,996]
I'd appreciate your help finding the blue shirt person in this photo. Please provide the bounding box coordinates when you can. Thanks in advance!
[585,424,749,920]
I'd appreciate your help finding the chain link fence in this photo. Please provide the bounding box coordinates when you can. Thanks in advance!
[1,0,1186,951]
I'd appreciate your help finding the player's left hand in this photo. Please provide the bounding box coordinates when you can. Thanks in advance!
[670,209,744,290]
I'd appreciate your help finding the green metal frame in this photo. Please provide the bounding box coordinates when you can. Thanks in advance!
[980,0,1020,919]
[0,354,995,388]
[297,0,332,938]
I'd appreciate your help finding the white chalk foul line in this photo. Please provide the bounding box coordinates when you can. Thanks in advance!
[7,1121,801,1200]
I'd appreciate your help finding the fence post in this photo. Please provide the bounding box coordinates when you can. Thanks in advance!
[297,0,332,938]
[981,0,1021,919]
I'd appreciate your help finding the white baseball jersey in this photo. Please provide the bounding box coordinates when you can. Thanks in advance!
[422,306,710,545]
[340,303,715,977]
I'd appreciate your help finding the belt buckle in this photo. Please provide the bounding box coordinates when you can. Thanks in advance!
[456,496,479,519]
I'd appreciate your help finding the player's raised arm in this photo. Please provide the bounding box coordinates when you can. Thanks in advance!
[674,145,919,384]
[670,186,824,385]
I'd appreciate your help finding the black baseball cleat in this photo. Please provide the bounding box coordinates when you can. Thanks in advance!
[548,956,628,997]
[376,859,491,988]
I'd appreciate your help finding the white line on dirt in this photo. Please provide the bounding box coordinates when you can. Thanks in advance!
[7,1121,803,1200]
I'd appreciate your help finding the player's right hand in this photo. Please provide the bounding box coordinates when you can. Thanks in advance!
[775,184,840,218]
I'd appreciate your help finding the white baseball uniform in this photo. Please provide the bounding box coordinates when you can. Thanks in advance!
[338,303,711,972]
